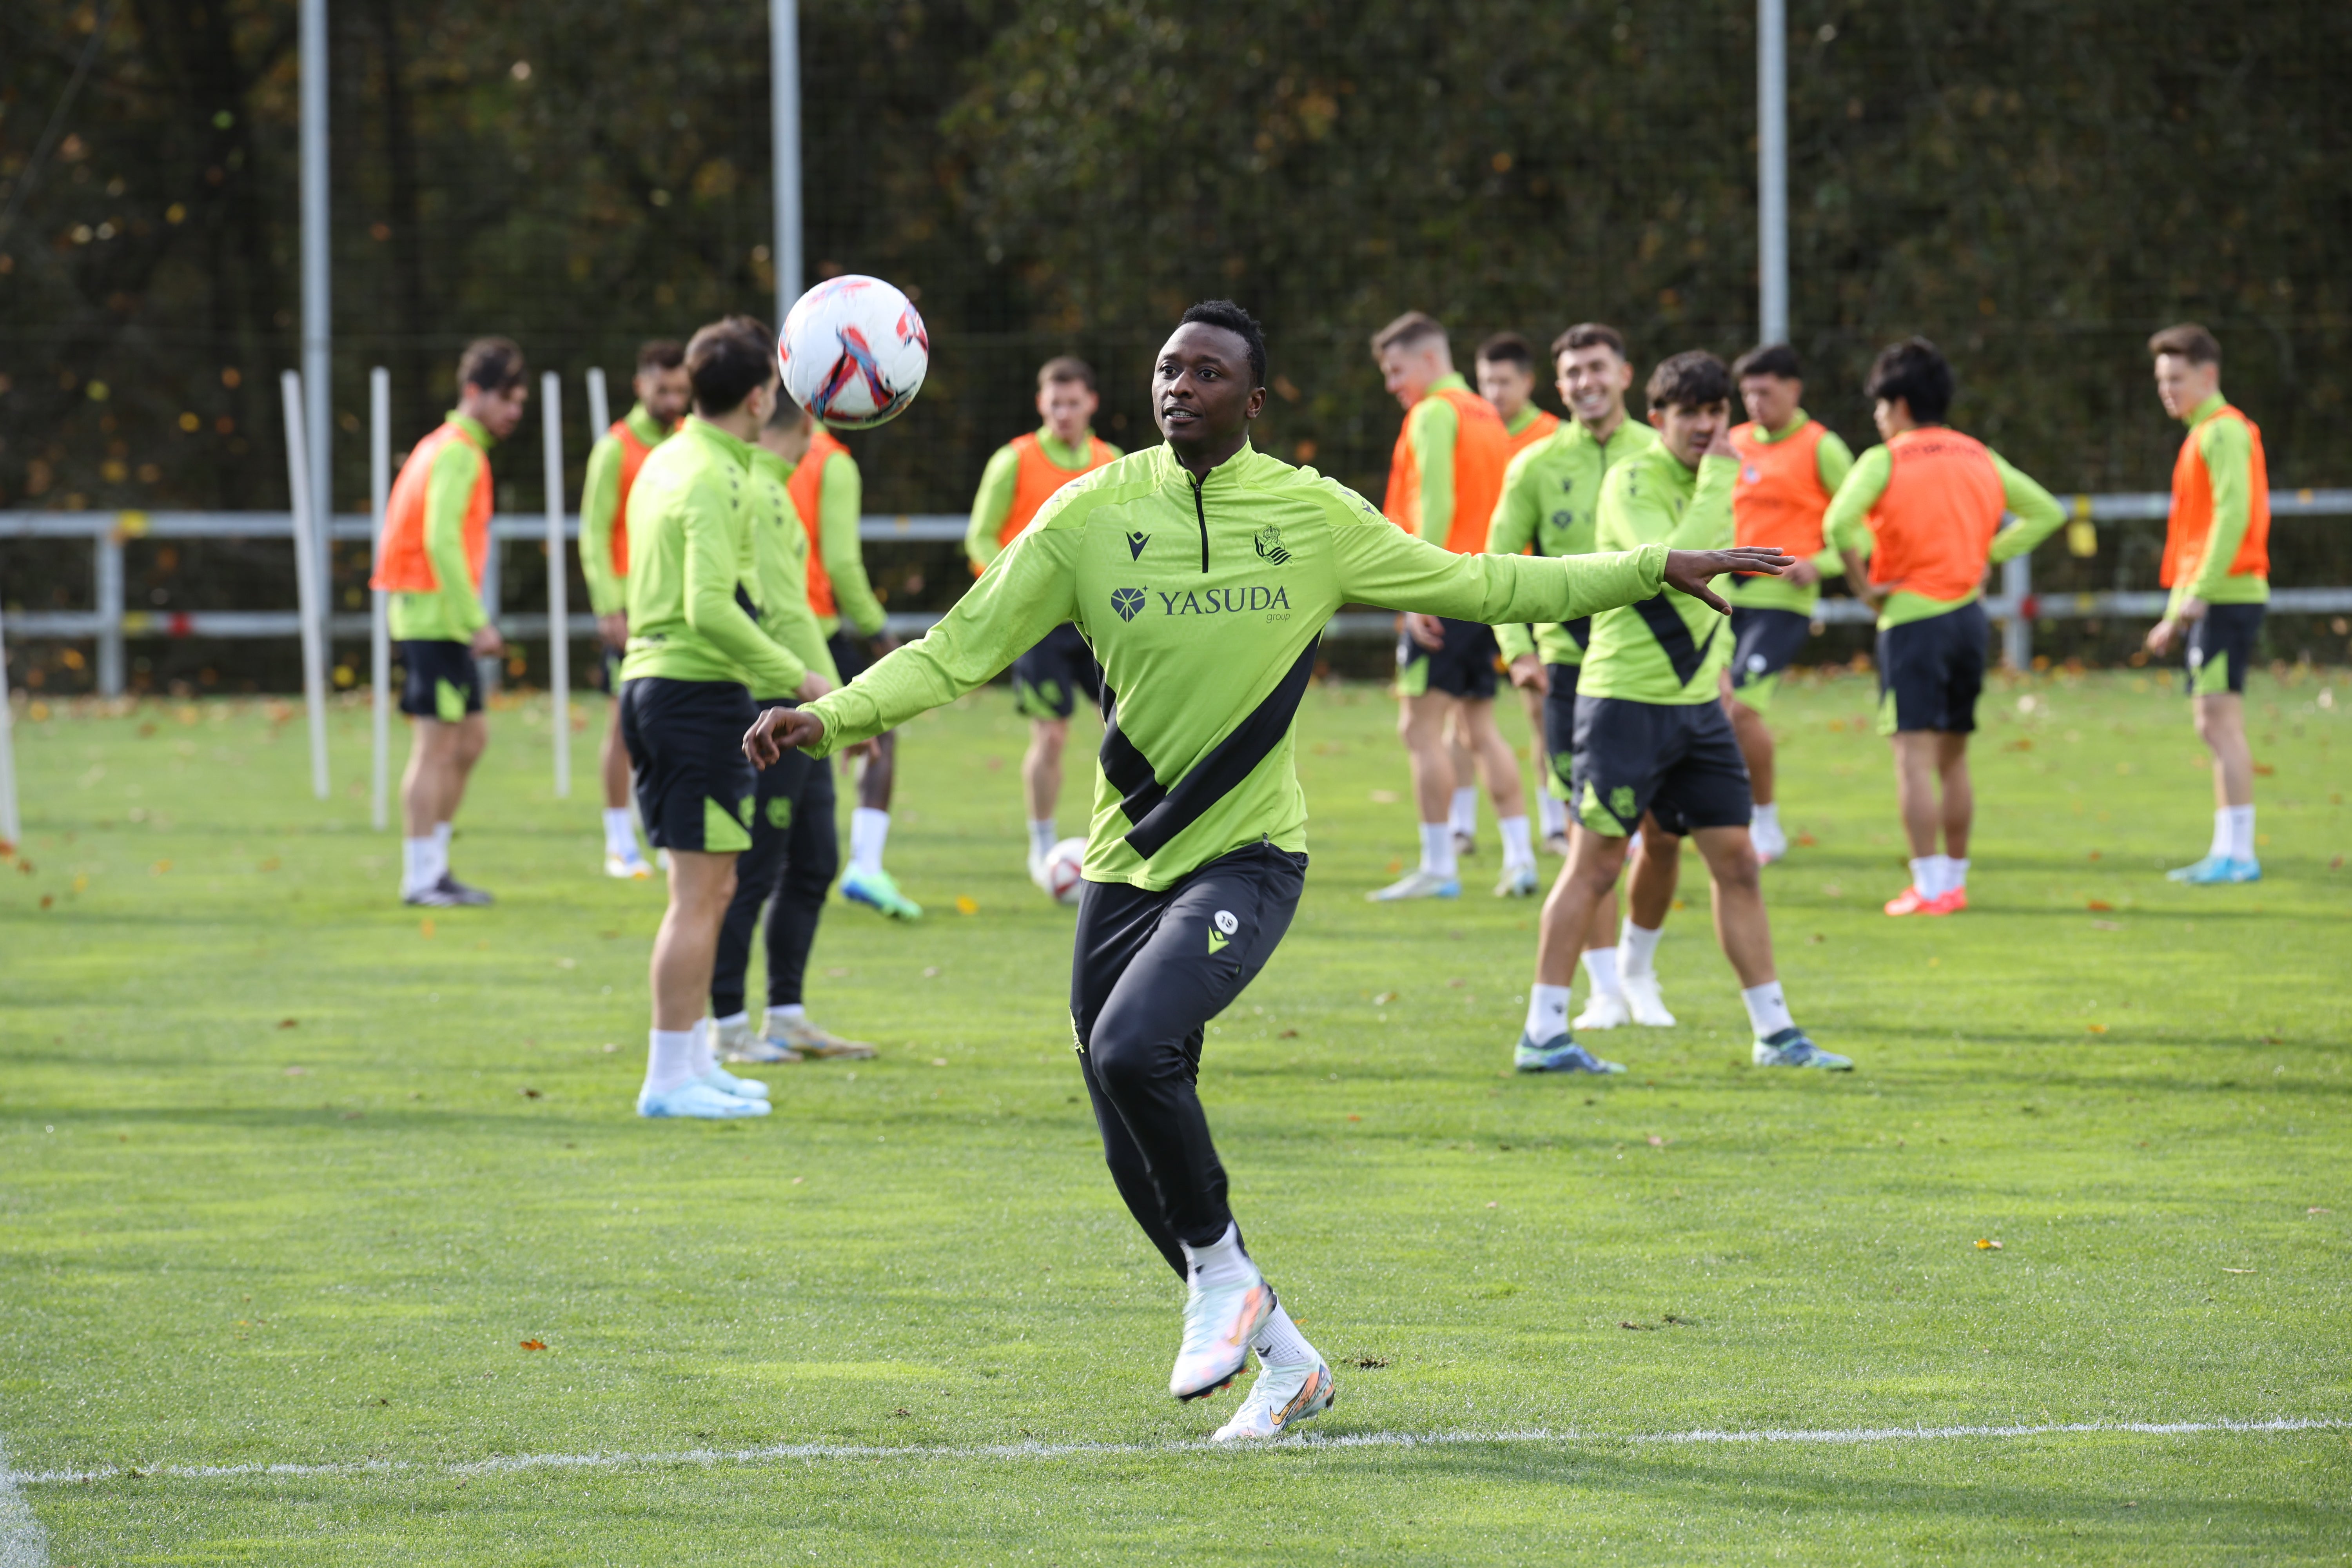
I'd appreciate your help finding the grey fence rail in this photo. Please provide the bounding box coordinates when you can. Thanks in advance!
[5,494,2350,697]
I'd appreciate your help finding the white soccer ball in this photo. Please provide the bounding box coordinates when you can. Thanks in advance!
[1042,836,1088,906]
[776,275,929,430]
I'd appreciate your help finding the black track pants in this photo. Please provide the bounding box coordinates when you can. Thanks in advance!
[711,710,840,1019]
[1071,841,1307,1276]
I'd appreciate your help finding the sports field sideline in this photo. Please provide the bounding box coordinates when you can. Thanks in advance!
[2,668,2347,1563]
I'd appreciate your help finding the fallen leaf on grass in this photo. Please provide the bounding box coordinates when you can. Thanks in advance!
[2253,762,2275,777]
[1372,990,1399,1005]
[1347,1114,1362,1123]
[1975,1238,2004,1250]
[419,918,436,939]
[519,1087,541,1099]
[1620,1321,1656,1331]
[931,1058,948,1067]
[38,895,52,909]
[954,896,978,916]
[519,1339,546,1351]
[2090,920,2122,931]
[1355,1355,1391,1369]
[1796,832,1818,848]
[2261,1034,2283,1045]
[2085,899,2114,911]
[599,1042,619,1054]
[278,1018,298,1029]
[553,957,577,970]
[283,1065,309,1077]
[2308,1207,2332,1216]
[1806,932,1826,944]
[1277,1028,1298,1039]
[2086,1024,2109,1034]
[1486,1201,1499,1209]
[1647,1135,1666,1147]
[1368,789,1400,805]
[2087,849,2102,861]
[2221,1267,2255,1274]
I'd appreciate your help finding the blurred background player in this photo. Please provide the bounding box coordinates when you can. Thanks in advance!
[620,316,824,1120]
[964,356,1121,886]
[1488,323,1683,1027]
[1519,352,1847,1074]
[1826,338,2065,916]
[579,338,688,880]
[703,402,875,1066]
[372,336,527,907]
[793,412,919,918]
[1367,312,1529,900]
[1720,344,1855,864]
[2143,324,2270,885]
[1475,331,1566,855]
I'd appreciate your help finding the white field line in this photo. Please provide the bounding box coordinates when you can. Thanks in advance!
[0,1434,49,1568]
[7,1416,2343,1489]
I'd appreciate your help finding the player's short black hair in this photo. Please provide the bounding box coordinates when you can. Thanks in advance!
[1551,322,1628,361]
[1179,299,1267,388]
[1732,343,1803,382]
[456,337,526,397]
[685,315,775,417]
[1645,350,1734,411]
[2148,323,2221,367]
[1475,332,1536,370]
[1865,337,1954,425]
[1037,355,1098,392]
[636,338,685,375]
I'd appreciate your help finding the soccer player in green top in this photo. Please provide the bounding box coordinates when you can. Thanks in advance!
[746,300,1788,1436]
[1488,324,1684,1031]
[621,317,829,1120]
[1515,350,1848,1074]
[2141,323,2272,884]
[579,339,689,880]
[1472,331,1562,858]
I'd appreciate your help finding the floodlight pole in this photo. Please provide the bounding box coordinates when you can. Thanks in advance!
[585,367,610,445]
[299,0,332,620]
[0,597,20,849]
[770,0,803,320]
[369,366,391,831]
[1757,0,1789,345]
[279,370,332,801]
[541,371,571,799]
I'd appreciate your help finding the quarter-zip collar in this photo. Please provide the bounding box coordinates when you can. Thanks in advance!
[445,410,494,450]
[1161,439,1258,573]
[2182,390,2227,428]
[681,414,757,470]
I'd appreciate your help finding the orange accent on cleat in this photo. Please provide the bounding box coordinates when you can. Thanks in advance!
[1883,884,1934,916]
[1926,887,1968,915]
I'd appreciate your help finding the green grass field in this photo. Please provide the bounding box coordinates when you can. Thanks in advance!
[2,666,2348,1564]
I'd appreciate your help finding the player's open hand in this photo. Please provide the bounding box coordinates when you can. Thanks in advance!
[2145,617,2177,657]
[745,705,825,767]
[1403,612,1448,651]
[1507,653,1548,694]
[1665,547,1791,614]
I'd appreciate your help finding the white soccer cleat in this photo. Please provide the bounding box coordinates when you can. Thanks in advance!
[1750,818,1788,865]
[699,1064,769,1101]
[636,1081,771,1119]
[1622,973,1677,1027]
[1494,863,1539,898]
[769,1016,877,1060]
[1366,868,1461,902]
[1541,831,1573,859]
[1573,990,1632,1031]
[604,850,655,880]
[1211,1359,1336,1442]
[1171,1273,1273,1401]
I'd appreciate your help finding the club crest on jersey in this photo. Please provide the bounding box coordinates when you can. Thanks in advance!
[1253,525,1290,565]
[1127,530,1150,560]
[1111,587,1147,621]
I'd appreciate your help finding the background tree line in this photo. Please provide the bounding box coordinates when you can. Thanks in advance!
[2,0,2347,689]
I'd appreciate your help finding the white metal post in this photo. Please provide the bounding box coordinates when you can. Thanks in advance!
[94,532,123,697]
[369,366,391,831]
[541,370,571,799]
[1757,0,1789,345]
[585,367,611,445]
[299,0,332,623]
[0,596,19,848]
[279,370,332,800]
[770,0,803,319]
[479,523,502,697]
[2003,553,2034,670]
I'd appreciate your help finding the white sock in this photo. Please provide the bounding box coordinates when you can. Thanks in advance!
[1181,1222,1255,1289]
[1909,855,1938,895]
[1026,818,1057,864]
[1741,980,1795,1040]
[642,1028,699,1098]
[1752,801,1780,835]
[1537,790,1568,838]
[1448,786,1478,838]
[714,1009,750,1031]
[687,1019,718,1079]
[1524,982,1572,1041]
[1417,821,1457,879]
[851,807,891,874]
[1581,946,1622,997]
[603,807,638,858]
[766,1004,808,1031]
[1252,1301,1319,1368]
[432,822,452,863]
[1946,857,1969,892]
[402,837,438,892]
[1621,920,1664,980]
[2224,804,2255,861]
[1498,815,1535,871]
[2208,808,2232,860]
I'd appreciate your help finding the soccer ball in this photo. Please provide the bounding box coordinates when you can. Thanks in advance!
[1040,837,1088,906]
[776,275,929,430]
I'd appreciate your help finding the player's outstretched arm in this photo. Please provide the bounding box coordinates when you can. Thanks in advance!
[1334,515,1787,627]
[1664,547,1793,613]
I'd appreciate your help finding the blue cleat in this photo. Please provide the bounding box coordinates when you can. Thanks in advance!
[2167,854,2260,885]
[636,1081,771,1119]
[1514,1033,1627,1074]
[1752,1028,1853,1071]
[1367,869,1461,902]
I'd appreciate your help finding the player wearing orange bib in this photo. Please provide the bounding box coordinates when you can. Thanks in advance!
[1719,345,1855,864]
[965,357,1123,884]
[372,338,529,906]
[1367,312,1532,900]
[1473,332,1568,857]
[1825,339,2064,916]
[579,339,688,879]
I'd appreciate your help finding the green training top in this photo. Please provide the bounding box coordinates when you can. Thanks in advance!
[1719,411,1857,616]
[2171,391,2269,613]
[808,446,887,637]
[1486,416,1661,666]
[963,428,1123,572]
[618,417,806,695]
[805,441,1670,891]
[578,403,670,618]
[1400,372,1473,543]
[747,448,842,699]
[387,410,493,643]
[1578,443,1739,705]
[1822,440,2066,629]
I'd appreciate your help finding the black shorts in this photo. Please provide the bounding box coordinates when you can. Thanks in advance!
[826,628,875,682]
[1569,696,1752,838]
[1875,601,1988,735]
[2186,603,2264,697]
[618,677,759,853]
[1012,621,1101,721]
[1541,661,1583,799]
[1726,607,1813,714]
[1397,616,1499,701]
[396,640,481,722]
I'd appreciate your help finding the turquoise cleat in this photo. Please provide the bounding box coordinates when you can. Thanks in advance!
[1752,1028,1853,1071]
[2167,854,2261,884]
[840,864,924,920]
[637,1081,771,1119]
[1514,1033,1626,1074]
